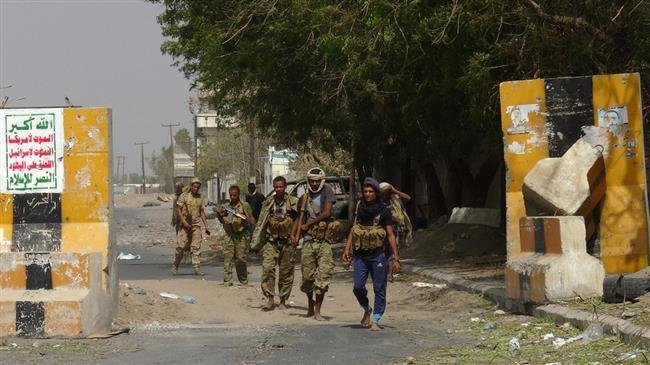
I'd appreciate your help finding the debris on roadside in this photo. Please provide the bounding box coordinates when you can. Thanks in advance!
[159,292,196,304]
[616,349,646,362]
[483,321,497,330]
[118,252,141,260]
[508,337,520,352]
[412,282,435,288]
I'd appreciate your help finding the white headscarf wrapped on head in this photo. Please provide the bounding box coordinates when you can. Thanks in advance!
[306,167,326,193]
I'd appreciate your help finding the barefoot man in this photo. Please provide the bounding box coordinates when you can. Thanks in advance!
[342,177,401,331]
[293,167,336,321]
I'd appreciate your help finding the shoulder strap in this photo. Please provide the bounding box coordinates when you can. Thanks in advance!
[353,200,361,225]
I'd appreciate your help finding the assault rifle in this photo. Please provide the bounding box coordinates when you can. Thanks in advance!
[223,206,248,221]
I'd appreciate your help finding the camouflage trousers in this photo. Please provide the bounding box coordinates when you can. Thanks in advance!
[261,241,295,301]
[175,225,202,269]
[223,233,248,284]
[300,239,334,296]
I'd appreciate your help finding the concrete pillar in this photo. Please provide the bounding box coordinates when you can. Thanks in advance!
[506,216,605,310]
[500,73,649,274]
[0,107,116,337]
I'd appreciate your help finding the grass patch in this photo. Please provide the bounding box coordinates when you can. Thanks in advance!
[400,315,646,364]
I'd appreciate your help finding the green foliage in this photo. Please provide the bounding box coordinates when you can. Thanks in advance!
[152,0,650,175]
[149,146,173,192]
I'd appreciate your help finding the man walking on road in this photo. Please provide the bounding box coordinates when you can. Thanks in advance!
[173,177,210,276]
[246,182,265,221]
[342,177,401,331]
[293,167,336,321]
[216,185,255,286]
[254,176,299,310]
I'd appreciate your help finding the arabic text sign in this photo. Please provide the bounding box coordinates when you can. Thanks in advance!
[1,109,65,193]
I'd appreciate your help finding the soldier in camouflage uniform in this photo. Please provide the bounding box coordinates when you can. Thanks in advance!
[292,167,337,321]
[173,177,210,276]
[257,176,299,310]
[216,185,255,286]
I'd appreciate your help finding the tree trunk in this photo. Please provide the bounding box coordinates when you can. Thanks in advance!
[423,161,447,220]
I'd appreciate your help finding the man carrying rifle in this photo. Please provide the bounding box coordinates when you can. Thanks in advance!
[216,185,255,286]
[292,167,337,321]
[174,177,211,276]
[255,176,299,310]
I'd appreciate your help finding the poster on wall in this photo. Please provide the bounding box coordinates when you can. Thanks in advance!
[0,108,65,194]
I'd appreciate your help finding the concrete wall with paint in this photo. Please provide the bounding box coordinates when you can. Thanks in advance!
[0,107,115,337]
[500,73,649,275]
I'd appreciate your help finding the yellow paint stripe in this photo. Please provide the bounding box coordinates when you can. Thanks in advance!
[60,108,111,290]
[0,302,16,336]
[500,79,547,258]
[51,253,90,290]
[44,301,82,336]
[592,74,649,274]
[0,194,12,251]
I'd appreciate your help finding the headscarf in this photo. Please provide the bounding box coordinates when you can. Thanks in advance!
[306,167,326,193]
[363,177,380,194]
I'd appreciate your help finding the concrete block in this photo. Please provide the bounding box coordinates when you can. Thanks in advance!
[448,207,501,227]
[0,107,116,338]
[523,138,606,218]
[506,216,605,304]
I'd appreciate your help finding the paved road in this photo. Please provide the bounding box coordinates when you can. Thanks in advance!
[2,204,478,365]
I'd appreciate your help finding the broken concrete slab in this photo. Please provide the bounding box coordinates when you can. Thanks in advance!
[448,207,501,228]
[506,216,605,305]
[522,138,606,218]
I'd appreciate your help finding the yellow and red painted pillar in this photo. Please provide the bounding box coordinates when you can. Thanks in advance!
[0,107,115,337]
[501,73,649,275]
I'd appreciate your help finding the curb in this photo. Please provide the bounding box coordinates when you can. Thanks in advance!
[403,262,650,348]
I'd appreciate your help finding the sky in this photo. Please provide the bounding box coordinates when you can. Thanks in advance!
[0,0,194,174]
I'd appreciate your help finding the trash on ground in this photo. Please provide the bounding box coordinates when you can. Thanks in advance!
[616,349,645,362]
[433,284,447,289]
[580,323,604,343]
[508,337,520,352]
[483,321,496,330]
[520,322,530,327]
[542,333,555,340]
[553,335,582,349]
[142,201,161,207]
[494,309,506,315]
[118,252,141,260]
[180,296,196,304]
[470,317,481,322]
[160,292,196,304]
[412,282,435,288]
[160,292,180,300]
[129,287,146,295]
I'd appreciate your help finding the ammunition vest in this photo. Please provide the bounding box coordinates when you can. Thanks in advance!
[351,201,386,251]
[180,192,204,226]
[388,199,406,227]
[266,199,293,239]
[223,202,246,233]
[300,193,339,243]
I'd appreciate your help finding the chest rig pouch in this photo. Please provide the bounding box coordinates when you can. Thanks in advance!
[351,202,386,251]
[223,202,245,233]
[267,200,293,239]
[303,194,339,243]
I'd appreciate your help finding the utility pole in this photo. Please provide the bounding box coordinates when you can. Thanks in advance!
[162,123,180,192]
[116,155,126,185]
[134,142,149,194]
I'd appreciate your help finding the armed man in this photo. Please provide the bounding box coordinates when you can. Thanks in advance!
[216,185,255,286]
[173,177,210,276]
[251,176,299,311]
[292,167,338,321]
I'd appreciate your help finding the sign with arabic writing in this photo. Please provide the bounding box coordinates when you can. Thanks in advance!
[0,108,65,193]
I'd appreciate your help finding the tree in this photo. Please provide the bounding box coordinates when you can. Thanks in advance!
[153,0,650,218]
[149,146,173,192]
